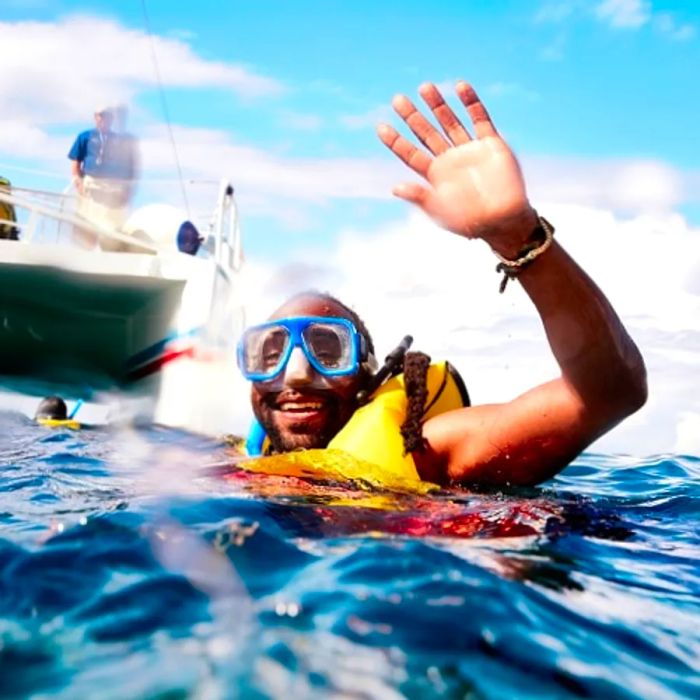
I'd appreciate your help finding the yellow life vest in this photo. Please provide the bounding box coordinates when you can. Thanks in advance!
[238,361,468,492]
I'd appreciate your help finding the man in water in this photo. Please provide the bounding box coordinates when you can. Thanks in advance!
[68,105,139,250]
[237,81,647,487]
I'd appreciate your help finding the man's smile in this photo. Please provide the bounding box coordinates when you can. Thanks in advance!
[277,400,325,412]
[264,390,335,429]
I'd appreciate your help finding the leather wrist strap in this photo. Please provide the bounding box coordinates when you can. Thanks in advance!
[495,215,555,293]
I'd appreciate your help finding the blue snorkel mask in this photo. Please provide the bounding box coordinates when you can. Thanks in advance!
[237,315,370,383]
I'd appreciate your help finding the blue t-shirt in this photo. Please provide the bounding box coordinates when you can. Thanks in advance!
[67,128,136,180]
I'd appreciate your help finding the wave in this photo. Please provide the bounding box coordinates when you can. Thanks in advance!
[0,415,698,698]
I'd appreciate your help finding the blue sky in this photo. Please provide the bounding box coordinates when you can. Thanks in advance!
[3,0,699,250]
[2,0,700,453]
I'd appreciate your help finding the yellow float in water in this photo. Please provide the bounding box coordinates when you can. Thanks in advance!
[36,418,81,430]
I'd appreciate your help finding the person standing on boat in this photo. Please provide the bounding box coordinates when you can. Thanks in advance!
[236,80,647,487]
[68,104,139,250]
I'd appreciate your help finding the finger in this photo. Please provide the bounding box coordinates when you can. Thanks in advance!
[392,94,450,156]
[418,82,472,145]
[455,81,498,139]
[392,182,430,207]
[393,183,443,224]
[377,123,431,178]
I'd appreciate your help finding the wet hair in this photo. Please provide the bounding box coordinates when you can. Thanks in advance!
[401,351,431,454]
[35,396,68,421]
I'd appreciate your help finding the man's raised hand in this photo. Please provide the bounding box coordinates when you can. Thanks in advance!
[377,81,537,253]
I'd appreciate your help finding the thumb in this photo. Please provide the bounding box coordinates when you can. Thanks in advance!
[393,183,443,222]
[392,182,430,207]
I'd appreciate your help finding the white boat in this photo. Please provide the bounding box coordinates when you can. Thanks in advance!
[0,179,245,435]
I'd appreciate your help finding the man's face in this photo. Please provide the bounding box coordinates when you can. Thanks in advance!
[94,111,113,132]
[250,296,370,453]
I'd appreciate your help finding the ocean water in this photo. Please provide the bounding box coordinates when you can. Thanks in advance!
[1,410,698,699]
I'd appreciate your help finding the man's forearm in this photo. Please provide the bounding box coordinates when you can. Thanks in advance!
[70,161,84,193]
[517,240,647,414]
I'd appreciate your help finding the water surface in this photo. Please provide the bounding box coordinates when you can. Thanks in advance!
[1,411,698,699]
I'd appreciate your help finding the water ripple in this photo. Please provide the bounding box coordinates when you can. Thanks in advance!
[0,412,698,699]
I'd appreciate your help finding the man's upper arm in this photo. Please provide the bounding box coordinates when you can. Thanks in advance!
[67,132,86,162]
[417,377,610,486]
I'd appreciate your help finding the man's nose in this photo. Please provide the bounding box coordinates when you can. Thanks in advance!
[284,346,315,386]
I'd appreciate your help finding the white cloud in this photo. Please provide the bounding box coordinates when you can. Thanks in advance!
[535,1,583,24]
[235,204,700,456]
[539,32,568,61]
[137,124,400,201]
[277,111,324,131]
[166,28,198,42]
[0,120,55,159]
[537,0,695,44]
[3,0,49,7]
[485,82,540,102]
[0,16,283,125]
[675,412,700,454]
[433,79,462,97]
[339,105,393,131]
[595,0,651,29]
[653,12,696,41]
[339,81,535,131]
[523,156,689,215]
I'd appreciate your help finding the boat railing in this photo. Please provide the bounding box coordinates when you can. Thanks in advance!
[0,179,245,339]
[1,179,243,270]
[0,185,158,253]
[208,179,244,278]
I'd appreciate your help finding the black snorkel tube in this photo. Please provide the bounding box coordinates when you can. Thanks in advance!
[356,334,413,406]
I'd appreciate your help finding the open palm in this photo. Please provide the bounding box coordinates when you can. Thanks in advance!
[378,82,532,244]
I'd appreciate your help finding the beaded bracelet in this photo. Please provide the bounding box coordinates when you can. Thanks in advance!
[495,215,555,293]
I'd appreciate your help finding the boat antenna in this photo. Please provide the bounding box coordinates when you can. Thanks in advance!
[139,0,190,218]
[356,335,413,405]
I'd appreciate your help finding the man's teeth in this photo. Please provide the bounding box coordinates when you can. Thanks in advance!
[279,401,323,411]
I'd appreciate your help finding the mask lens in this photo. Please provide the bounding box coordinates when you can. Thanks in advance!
[303,322,353,371]
[242,325,290,378]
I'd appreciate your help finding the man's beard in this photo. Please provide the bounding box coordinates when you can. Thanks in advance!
[253,369,369,454]
[261,412,341,454]
[254,395,357,454]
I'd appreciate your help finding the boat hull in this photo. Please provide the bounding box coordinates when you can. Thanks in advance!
[0,250,184,394]
[0,181,245,435]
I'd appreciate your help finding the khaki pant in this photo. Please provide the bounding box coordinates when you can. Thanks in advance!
[74,175,131,251]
